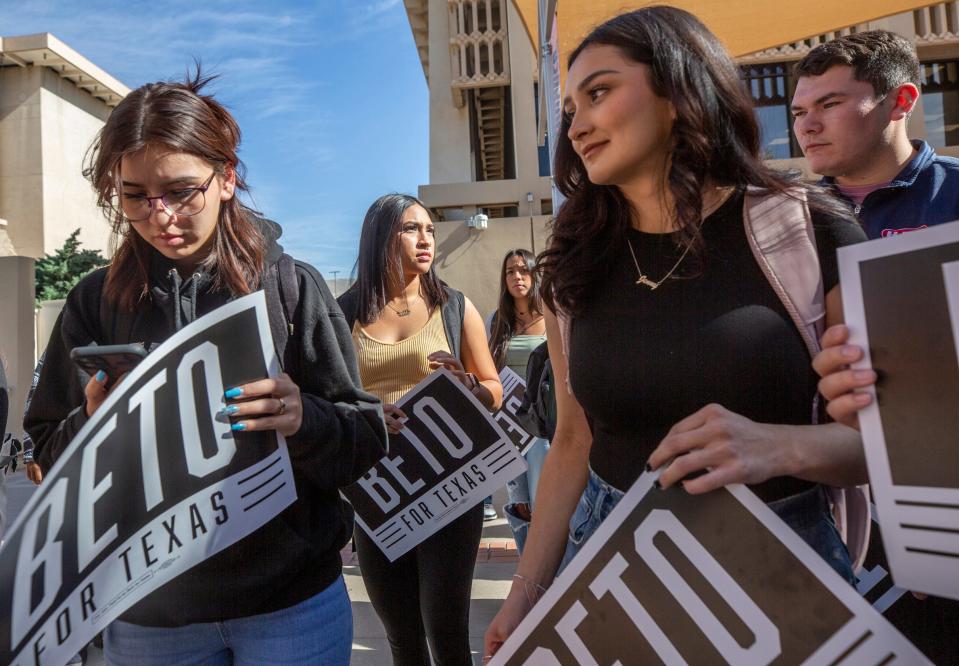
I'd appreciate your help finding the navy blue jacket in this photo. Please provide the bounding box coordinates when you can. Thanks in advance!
[823,140,959,240]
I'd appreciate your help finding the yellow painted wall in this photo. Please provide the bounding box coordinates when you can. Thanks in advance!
[514,0,939,84]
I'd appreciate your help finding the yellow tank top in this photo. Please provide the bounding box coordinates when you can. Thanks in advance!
[352,307,452,405]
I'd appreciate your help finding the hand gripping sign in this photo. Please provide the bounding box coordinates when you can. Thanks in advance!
[0,292,297,666]
[839,220,959,600]
[343,369,526,561]
[491,474,929,665]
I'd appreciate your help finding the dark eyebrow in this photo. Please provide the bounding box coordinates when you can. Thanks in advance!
[790,91,844,112]
[562,69,619,106]
[121,176,204,188]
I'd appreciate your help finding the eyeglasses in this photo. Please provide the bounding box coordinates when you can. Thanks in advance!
[113,173,217,222]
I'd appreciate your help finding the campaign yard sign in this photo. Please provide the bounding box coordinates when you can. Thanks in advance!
[839,220,959,600]
[0,292,297,666]
[855,504,959,663]
[344,369,526,561]
[494,367,538,454]
[491,475,928,665]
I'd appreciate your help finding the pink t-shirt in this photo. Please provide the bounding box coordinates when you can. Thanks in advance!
[835,181,891,205]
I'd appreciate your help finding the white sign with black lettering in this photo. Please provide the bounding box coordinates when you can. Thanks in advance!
[494,368,537,454]
[344,370,526,561]
[0,292,296,666]
[491,475,928,665]
[839,220,959,600]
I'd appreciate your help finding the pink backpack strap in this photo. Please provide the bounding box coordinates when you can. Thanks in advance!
[743,187,825,357]
[743,187,871,571]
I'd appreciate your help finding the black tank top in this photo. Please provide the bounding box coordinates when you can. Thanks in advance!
[568,190,866,502]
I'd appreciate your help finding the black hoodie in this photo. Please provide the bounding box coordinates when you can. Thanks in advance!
[24,220,387,626]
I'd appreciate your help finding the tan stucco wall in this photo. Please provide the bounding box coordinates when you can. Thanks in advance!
[39,67,113,258]
[0,65,112,260]
[0,67,44,258]
[433,214,550,317]
[427,0,472,184]
[0,256,36,432]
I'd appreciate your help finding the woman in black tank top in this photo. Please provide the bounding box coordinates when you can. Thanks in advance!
[485,7,869,658]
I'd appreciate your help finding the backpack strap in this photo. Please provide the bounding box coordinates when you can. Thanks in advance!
[262,254,300,371]
[743,187,825,360]
[743,187,871,571]
[441,286,465,360]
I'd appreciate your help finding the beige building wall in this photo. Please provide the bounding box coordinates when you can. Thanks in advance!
[39,67,113,257]
[427,0,472,184]
[416,0,553,312]
[434,214,550,317]
[0,257,36,432]
[0,66,45,259]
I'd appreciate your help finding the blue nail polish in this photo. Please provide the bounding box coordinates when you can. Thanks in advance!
[224,388,243,399]
[222,405,239,415]
[231,423,246,431]
[95,370,106,382]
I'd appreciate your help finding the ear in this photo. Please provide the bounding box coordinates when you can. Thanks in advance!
[219,165,237,202]
[890,83,919,120]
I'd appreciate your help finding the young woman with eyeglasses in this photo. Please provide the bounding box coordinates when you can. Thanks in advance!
[337,193,502,665]
[484,7,869,657]
[24,71,387,664]
[487,249,548,554]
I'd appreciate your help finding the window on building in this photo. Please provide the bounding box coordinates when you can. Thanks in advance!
[921,60,959,148]
[741,63,802,159]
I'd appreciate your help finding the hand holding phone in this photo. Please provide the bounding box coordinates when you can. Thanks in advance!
[70,344,147,387]
[71,344,147,416]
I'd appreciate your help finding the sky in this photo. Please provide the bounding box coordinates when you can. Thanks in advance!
[0,0,430,279]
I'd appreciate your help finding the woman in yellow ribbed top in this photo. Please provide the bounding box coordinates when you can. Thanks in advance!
[337,193,501,665]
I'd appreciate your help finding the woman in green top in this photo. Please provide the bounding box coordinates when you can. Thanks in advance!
[488,249,549,553]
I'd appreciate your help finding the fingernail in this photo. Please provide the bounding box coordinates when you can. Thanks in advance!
[231,423,246,431]
[854,392,872,404]
[653,480,661,490]
[841,345,858,359]
[853,370,875,382]
[644,462,652,472]
[95,370,106,382]
[221,405,239,415]
[224,388,243,399]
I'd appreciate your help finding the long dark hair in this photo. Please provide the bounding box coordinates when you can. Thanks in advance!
[489,249,542,369]
[539,6,850,315]
[85,68,265,311]
[350,193,448,325]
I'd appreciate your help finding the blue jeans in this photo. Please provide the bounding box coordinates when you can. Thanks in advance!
[504,438,550,554]
[104,577,352,665]
[558,468,855,585]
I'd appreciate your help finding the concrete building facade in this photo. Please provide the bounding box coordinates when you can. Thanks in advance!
[405,0,553,317]
[0,33,127,428]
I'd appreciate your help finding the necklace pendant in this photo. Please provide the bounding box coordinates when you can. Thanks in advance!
[636,275,660,290]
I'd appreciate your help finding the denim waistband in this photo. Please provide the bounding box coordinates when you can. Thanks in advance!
[587,465,626,500]
[766,485,829,527]
[590,466,826,519]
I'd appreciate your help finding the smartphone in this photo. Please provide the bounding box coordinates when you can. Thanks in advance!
[70,344,148,388]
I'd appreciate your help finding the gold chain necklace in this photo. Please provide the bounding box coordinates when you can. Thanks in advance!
[387,292,419,317]
[626,237,693,290]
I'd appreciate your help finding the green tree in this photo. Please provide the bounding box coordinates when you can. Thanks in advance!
[35,229,108,306]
